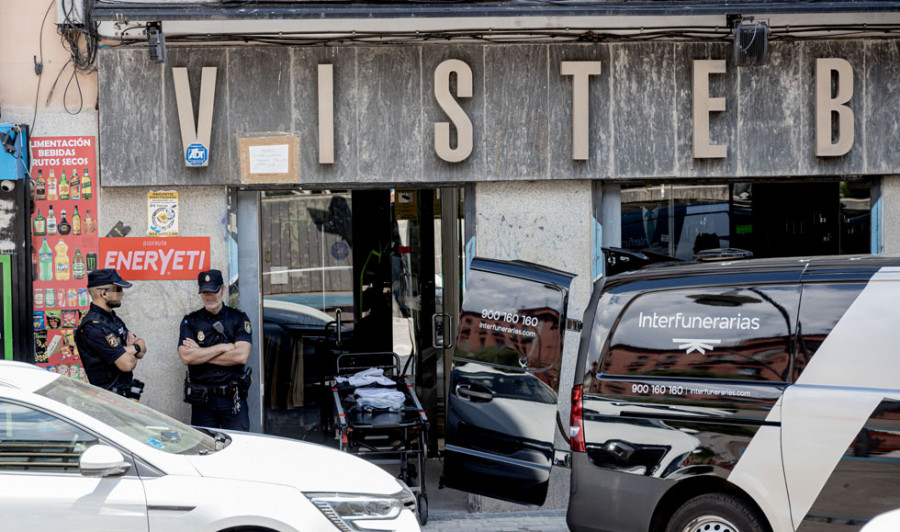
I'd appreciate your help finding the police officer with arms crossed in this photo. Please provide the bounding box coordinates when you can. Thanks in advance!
[75,268,148,399]
[178,269,253,430]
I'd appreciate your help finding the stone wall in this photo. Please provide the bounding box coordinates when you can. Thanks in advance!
[99,40,900,187]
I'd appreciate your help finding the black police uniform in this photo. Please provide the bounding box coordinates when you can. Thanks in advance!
[75,303,137,393]
[179,305,252,430]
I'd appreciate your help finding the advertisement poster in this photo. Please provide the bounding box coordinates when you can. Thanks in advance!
[29,136,99,380]
[99,237,210,280]
[147,191,179,236]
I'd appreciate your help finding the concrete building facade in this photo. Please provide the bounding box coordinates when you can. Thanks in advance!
[5,0,900,512]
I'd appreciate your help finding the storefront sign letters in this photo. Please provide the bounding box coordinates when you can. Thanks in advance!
[99,236,210,280]
[177,56,857,168]
[694,57,855,158]
[173,67,216,168]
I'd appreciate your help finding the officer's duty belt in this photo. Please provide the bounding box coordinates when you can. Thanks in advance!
[205,383,239,396]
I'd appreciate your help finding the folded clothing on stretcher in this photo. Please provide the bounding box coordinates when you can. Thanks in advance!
[336,367,396,387]
[337,368,407,411]
[355,387,407,411]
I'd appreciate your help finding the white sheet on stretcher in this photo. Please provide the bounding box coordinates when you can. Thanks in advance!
[336,367,395,387]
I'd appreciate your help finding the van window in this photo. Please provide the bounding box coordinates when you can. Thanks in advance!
[455,269,566,390]
[601,285,800,382]
[795,282,865,380]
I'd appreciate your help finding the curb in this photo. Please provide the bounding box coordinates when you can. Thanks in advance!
[427,509,567,522]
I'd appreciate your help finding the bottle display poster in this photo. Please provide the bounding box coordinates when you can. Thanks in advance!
[29,136,99,380]
[148,191,179,236]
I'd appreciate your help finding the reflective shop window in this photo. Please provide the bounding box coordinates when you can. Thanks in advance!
[601,285,801,382]
[621,181,872,260]
[0,401,97,473]
[260,191,353,415]
[795,282,866,380]
[621,184,731,261]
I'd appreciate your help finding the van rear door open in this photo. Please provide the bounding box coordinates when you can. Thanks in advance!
[442,258,574,505]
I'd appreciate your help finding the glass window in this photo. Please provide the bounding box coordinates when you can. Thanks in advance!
[0,401,97,473]
[601,284,800,382]
[455,269,567,391]
[621,181,872,261]
[260,191,354,431]
[795,282,865,380]
[621,184,731,261]
[261,191,354,317]
[38,376,217,455]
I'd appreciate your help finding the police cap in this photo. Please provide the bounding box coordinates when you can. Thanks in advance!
[198,269,224,293]
[87,268,133,289]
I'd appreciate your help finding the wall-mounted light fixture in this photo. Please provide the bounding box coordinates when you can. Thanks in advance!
[733,17,769,67]
[147,22,167,63]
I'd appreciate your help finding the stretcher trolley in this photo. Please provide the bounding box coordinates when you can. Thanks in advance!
[331,352,430,525]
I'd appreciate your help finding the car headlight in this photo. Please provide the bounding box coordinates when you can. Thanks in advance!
[307,485,415,531]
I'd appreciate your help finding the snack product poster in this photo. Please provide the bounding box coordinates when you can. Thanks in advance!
[148,191,179,236]
[29,136,99,380]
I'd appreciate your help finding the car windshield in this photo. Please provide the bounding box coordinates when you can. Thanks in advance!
[36,376,218,455]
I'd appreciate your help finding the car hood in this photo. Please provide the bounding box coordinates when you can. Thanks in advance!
[186,432,404,495]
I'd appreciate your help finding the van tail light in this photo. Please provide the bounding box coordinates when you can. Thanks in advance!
[570,384,586,453]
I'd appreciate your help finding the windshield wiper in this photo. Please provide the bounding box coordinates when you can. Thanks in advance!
[196,427,231,453]
[214,433,228,451]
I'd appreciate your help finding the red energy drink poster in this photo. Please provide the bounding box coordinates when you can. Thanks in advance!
[29,136,99,380]
[99,237,210,280]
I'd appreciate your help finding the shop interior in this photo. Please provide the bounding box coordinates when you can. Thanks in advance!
[258,187,463,454]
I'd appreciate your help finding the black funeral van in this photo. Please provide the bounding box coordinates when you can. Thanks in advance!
[442,255,900,532]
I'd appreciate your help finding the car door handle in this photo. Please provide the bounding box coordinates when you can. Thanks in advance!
[455,384,493,402]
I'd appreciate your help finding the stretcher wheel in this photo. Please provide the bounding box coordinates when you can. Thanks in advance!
[416,493,428,526]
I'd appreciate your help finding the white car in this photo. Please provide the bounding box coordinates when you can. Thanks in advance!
[861,509,900,532]
[0,360,420,531]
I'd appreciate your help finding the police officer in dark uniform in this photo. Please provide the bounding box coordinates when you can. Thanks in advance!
[75,268,148,399]
[178,269,253,430]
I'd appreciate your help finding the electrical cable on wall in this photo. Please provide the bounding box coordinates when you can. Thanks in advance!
[51,0,101,116]
[30,0,56,134]
[58,0,99,72]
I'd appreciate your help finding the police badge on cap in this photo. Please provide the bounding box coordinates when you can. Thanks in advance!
[198,269,224,294]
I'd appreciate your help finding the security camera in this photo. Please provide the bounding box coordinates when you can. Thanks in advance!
[0,180,14,192]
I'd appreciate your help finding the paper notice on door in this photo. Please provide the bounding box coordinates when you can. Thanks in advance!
[249,144,290,174]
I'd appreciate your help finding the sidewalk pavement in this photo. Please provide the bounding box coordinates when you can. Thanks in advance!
[421,510,568,532]
[409,457,569,531]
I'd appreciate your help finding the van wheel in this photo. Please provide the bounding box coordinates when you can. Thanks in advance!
[666,493,766,532]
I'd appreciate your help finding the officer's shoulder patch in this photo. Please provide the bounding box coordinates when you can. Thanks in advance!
[244,321,252,334]
[105,333,120,347]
